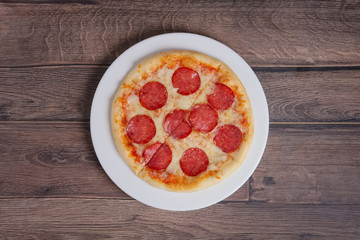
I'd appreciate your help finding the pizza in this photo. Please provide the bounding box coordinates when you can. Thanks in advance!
[112,50,254,192]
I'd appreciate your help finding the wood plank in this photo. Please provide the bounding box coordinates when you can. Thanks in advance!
[1,66,360,122]
[258,68,360,122]
[250,124,360,204]
[0,122,125,198]
[1,123,359,205]
[0,122,249,200]
[0,66,103,121]
[0,0,359,67]
[0,199,359,239]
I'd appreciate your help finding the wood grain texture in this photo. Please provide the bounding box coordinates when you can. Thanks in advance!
[0,0,359,67]
[0,122,249,200]
[250,124,360,204]
[1,66,360,122]
[1,0,360,238]
[1,199,359,239]
[0,122,123,198]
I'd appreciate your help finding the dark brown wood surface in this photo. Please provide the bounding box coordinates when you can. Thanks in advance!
[1,0,359,239]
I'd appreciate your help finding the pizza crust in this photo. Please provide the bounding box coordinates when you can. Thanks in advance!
[111,50,254,192]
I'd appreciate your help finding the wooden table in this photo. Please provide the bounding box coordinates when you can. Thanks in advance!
[1,1,359,239]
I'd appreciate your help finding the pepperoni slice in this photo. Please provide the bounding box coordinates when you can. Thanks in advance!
[171,121,192,139]
[163,110,186,134]
[213,125,242,153]
[142,142,162,164]
[143,142,172,170]
[180,148,209,176]
[139,81,168,110]
[126,115,156,144]
[207,83,235,110]
[189,104,218,133]
[163,110,191,139]
[172,67,201,95]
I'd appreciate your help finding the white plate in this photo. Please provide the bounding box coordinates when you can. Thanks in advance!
[90,33,269,211]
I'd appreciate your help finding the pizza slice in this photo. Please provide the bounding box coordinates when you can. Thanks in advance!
[185,63,254,181]
[126,50,221,110]
[137,129,229,191]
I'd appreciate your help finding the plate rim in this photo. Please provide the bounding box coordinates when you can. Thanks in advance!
[90,32,269,211]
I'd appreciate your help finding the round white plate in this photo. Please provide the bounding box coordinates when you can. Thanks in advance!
[90,33,269,211]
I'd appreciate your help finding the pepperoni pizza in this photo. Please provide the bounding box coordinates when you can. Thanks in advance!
[112,51,253,192]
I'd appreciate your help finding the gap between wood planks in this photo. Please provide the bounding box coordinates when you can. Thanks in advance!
[0,195,360,206]
[1,64,360,70]
[0,121,359,125]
